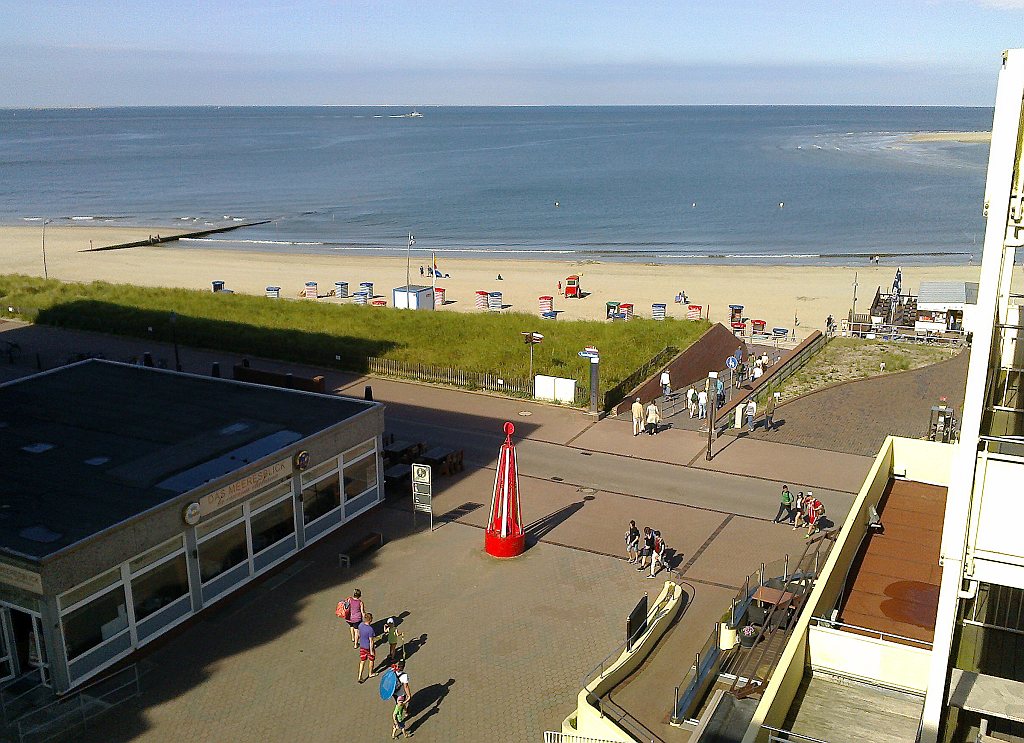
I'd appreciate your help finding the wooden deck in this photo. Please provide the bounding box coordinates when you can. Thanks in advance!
[783,673,924,743]
[838,479,947,645]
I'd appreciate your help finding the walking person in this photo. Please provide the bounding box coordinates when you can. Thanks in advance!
[660,369,671,397]
[716,377,725,407]
[647,531,666,578]
[631,397,644,436]
[344,589,365,649]
[645,400,661,435]
[687,387,697,418]
[806,494,825,539]
[745,398,757,432]
[765,392,778,431]
[392,696,409,739]
[625,520,641,564]
[356,612,378,683]
[773,485,793,524]
[698,388,708,419]
[793,491,806,530]
[637,527,654,571]
[384,617,405,664]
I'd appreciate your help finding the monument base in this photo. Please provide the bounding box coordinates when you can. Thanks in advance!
[484,531,526,558]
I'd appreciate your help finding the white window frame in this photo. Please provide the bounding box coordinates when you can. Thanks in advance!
[248,491,297,570]
[300,468,343,530]
[341,440,381,511]
[128,538,191,641]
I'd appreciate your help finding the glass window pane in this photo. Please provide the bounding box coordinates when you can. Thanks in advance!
[60,568,121,610]
[129,536,184,574]
[251,498,295,554]
[301,474,341,523]
[344,455,378,500]
[198,522,249,583]
[249,482,293,512]
[300,457,339,486]
[343,440,375,463]
[62,586,129,660]
[131,554,190,621]
[196,505,244,539]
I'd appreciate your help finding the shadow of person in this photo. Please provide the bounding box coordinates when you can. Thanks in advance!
[408,678,456,734]
[402,633,428,661]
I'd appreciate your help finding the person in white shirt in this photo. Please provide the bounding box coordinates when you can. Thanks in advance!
[697,389,708,419]
[631,397,644,436]
[745,399,757,431]
[645,401,661,435]
[660,369,671,397]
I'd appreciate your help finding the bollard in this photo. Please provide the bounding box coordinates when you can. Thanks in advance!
[670,685,681,725]
[364,385,373,402]
[211,362,221,378]
[285,373,293,388]
[242,358,250,368]
[143,352,154,367]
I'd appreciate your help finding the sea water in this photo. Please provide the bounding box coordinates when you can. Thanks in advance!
[0,105,992,264]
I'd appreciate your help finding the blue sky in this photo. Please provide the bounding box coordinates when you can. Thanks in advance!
[1,0,1021,106]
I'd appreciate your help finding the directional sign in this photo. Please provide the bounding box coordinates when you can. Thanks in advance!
[578,345,600,359]
[726,355,738,370]
[521,332,544,344]
[412,464,431,486]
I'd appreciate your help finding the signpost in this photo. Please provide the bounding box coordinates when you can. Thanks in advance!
[412,463,433,531]
[726,355,738,396]
[521,332,544,381]
[578,346,600,415]
[706,371,718,461]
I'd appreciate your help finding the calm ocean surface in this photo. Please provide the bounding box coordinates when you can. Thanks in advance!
[0,106,993,264]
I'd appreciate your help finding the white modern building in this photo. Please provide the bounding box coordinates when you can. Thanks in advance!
[915,281,980,335]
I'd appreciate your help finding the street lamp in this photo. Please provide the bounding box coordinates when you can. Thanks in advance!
[41,219,52,279]
[169,312,182,371]
[705,371,719,461]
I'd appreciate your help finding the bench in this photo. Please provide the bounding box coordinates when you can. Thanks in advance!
[419,447,465,477]
[338,531,384,568]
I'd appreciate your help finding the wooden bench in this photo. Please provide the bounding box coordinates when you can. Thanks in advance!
[419,447,465,477]
[338,531,384,568]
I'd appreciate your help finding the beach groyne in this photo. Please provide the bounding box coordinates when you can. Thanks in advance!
[78,220,271,252]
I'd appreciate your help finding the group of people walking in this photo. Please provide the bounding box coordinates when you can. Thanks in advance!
[773,485,826,539]
[631,397,662,435]
[338,589,413,738]
[624,520,673,578]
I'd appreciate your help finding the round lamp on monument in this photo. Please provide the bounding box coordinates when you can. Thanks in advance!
[485,422,526,558]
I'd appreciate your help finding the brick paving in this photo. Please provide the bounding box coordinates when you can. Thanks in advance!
[738,350,969,456]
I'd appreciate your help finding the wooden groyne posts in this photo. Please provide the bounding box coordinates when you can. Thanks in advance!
[78,220,272,252]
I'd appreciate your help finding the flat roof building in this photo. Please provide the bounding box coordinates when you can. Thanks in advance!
[0,360,384,692]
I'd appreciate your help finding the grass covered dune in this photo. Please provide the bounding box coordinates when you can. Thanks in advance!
[0,275,709,394]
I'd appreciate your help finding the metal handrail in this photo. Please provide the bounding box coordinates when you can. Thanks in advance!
[762,724,831,743]
[809,617,933,648]
[0,668,46,725]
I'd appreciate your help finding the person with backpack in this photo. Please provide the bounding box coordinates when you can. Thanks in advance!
[773,485,793,524]
[636,527,654,572]
[625,520,641,564]
[338,588,366,649]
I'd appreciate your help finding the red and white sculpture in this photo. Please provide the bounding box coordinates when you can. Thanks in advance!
[485,421,526,558]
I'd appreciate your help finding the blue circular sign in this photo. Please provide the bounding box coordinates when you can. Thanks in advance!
[726,356,738,370]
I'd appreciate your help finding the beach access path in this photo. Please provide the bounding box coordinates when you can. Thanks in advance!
[0,319,875,742]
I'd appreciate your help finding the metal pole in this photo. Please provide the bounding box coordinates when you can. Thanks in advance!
[784,555,790,581]
[671,685,680,725]
[170,312,182,371]
[705,374,717,461]
[41,219,50,279]
[529,342,534,382]
[406,233,413,296]
[589,357,599,415]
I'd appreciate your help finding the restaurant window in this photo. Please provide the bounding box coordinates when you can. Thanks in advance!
[249,482,292,513]
[62,585,129,660]
[131,553,190,622]
[251,497,295,554]
[198,521,248,583]
[59,568,122,611]
[300,457,339,487]
[344,453,378,501]
[129,536,184,574]
[196,505,244,540]
[343,440,375,463]
[301,473,341,523]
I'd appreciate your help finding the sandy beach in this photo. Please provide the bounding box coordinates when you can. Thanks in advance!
[907,130,991,143]
[1,225,984,338]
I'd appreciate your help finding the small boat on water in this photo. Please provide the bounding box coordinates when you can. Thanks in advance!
[391,110,424,118]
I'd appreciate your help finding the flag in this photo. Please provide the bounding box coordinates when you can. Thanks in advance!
[892,267,902,296]
[409,233,415,246]
[433,253,439,273]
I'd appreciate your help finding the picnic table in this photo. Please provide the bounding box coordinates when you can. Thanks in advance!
[418,446,465,477]
[383,440,424,466]
[751,585,796,608]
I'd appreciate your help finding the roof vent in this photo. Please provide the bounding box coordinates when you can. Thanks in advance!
[21,443,54,454]
[220,423,250,436]
[19,525,63,544]
[84,457,110,466]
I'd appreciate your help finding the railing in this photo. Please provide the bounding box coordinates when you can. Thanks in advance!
[809,616,933,649]
[603,346,680,412]
[761,724,831,742]
[841,320,967,347]
[543,732,628,743]
[0,669,48,726]
[751,332,829,407]
[963,582,1024,637]
[14,664,141,743]
[368,356,588,405]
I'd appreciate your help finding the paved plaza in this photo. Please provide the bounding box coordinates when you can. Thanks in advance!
[0,320,878,742]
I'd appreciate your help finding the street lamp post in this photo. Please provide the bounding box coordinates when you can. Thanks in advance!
[170,312,182,371]
[705,371,719,461]
[41,219,52,279]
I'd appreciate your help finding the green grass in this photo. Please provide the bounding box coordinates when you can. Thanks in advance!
[0,274,709,399]
[778,337,958,400]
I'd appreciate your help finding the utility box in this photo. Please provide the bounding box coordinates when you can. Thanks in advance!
[393,284,436,310]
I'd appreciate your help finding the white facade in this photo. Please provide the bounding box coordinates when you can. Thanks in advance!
[920,49,1024,743]
[393,285,435,310]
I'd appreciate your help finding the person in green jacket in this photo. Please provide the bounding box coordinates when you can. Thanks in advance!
[773,485,793,524]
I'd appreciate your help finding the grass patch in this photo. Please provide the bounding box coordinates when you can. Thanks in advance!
[778,337,958,400]
[0,275,709,398]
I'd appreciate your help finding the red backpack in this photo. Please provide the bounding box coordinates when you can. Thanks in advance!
[336,599,351,620]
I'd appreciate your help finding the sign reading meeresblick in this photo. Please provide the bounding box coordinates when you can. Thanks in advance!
[199,459,291,518]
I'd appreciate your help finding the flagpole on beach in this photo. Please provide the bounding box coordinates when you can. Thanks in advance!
[432,251,436,290]
[406,233,415,291]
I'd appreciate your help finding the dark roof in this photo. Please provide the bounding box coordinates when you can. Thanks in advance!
[0,361,374,562]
